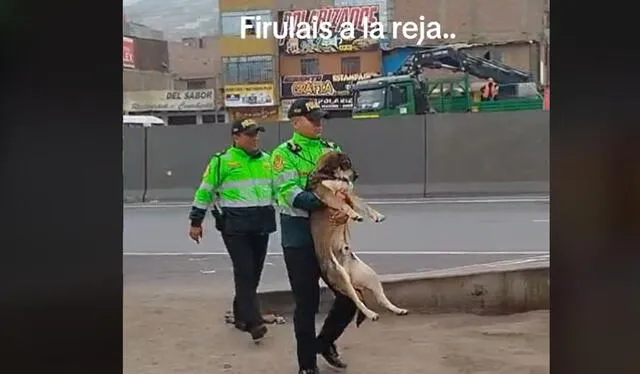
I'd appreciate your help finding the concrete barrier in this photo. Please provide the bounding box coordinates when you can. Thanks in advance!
[123,127,146,203]
[425,111,550,196]
[123,111,549,202]
[144,124,282,202]
[258,257,549,316]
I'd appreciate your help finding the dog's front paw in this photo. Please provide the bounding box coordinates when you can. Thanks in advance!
[351,214,364,222]
[395,309,409,316]
[372,214,386,223]
[369,312,380,321]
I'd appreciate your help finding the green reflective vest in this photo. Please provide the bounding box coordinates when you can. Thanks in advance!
[271,132,341,217]
[271,132,341,248]
[193,145,276,234]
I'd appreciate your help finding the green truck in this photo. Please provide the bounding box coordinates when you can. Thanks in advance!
[349,46,544,119]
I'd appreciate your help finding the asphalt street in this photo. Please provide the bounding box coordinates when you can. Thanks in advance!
[123,197,549,291]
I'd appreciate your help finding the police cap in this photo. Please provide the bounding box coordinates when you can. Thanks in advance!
[231,118,265,135]
[287,98,330,121]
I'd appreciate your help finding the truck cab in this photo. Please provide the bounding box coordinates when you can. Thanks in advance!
[351,74,430,119]
[350,45,543,118]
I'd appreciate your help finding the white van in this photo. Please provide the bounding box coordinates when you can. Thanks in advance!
[123,115,165,127]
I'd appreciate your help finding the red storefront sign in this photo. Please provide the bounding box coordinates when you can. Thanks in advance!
[123,37,135,69]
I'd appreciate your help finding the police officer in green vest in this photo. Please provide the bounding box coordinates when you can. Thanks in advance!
[188,118,276,342]
[271,99,355,374]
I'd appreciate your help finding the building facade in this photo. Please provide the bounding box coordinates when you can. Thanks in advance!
[123,25,222,124]
[277,4,383,119]
[168,35,227,123]
[219,0,279,121]
[123,34,174,92]
[391,0,549,84]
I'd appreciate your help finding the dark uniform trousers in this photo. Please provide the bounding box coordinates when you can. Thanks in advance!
[283,245,357,370]
[221,233,269,330]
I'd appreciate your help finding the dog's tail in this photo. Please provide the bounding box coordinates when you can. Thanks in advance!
[355,289,367,327]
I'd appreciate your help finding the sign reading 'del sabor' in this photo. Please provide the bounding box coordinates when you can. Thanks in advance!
[125,89,215,112]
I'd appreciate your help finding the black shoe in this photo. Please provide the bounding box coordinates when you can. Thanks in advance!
[319,343,348,369]
[234,321,248,332]
[250,324,268,342]
[298,368,319,374]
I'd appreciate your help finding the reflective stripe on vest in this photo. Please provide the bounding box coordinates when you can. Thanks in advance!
[207,148,273,209]
[273,135,340,217]
[218,176,272,208]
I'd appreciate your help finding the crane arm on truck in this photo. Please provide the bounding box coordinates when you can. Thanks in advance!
[396,46,534,85]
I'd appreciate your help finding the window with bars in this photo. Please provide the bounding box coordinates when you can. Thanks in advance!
[341,57,361,74]
[186,80,206,89]
[300,58,319,75]
[223,55,274,84]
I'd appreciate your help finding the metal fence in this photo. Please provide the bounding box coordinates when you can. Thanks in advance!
[124,111,549,202]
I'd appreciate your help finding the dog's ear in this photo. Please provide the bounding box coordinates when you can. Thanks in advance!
[336,152,353,170]
[317,152,340,176]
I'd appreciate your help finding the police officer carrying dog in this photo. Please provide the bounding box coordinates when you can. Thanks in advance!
[189,118,276,342]
[271,98,356,374]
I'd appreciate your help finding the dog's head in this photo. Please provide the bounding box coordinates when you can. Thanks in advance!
[315,151,359,183]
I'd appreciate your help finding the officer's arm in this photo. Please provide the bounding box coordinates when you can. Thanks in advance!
[272,150,324,212]
[189,156,220,227]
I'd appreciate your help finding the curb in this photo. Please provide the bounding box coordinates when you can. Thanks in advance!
[258,256,549,316]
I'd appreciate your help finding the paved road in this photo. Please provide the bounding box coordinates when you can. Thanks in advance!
[124,197,549,291]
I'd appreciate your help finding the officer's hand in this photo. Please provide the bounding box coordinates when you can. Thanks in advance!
[189,226,203,243]
[328,210,349,226]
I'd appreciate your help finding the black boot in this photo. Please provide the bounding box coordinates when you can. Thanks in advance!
[319,343,348,369]
[298,368,319,374]
[249,324,268,342]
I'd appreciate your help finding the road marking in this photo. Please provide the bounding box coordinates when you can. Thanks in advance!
[413,255,549,273]
[532,219,549,222]
[123,196,549,209]
[124,250,548,256]
[199,269,216,274]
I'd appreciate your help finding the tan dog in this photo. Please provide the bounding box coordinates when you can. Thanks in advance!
[307,151,409,325]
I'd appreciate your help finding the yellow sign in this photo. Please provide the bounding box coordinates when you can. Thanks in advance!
[292,80,335,96]
[353,113,380,119]
[224,84,275,107]
[229,107,279,121]
[123,89,215,112]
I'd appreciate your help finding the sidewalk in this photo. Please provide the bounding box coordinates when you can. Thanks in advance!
[124,284,549,374]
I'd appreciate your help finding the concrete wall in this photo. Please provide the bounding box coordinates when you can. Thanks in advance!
[168,36,221,80]
[123,70,175,92]
[123,111,549,202]
[279,51,382,76]
[132,37,170,73]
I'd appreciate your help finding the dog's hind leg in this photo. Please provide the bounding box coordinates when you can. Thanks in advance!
[351,255,408,316]
[330,255,380,321]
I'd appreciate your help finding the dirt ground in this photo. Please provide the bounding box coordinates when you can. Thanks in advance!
[125,284,549,374]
